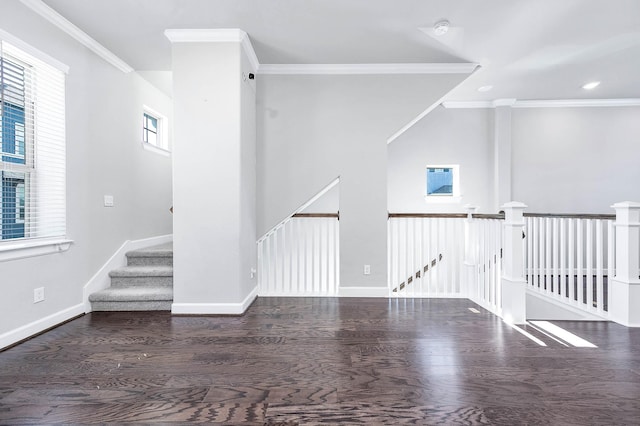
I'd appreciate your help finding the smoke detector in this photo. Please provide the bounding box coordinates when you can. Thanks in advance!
[433,20,450,36]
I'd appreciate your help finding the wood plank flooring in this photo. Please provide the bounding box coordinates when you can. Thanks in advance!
[1,297,640,424]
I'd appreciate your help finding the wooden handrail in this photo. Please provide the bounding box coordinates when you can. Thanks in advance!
[473,213,505,220]
[388,213,467,219]
[293,213,339,219]
[523,213,615,220]
[389,212,616,220]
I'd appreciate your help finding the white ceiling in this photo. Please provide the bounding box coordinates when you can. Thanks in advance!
[42,0,640,101]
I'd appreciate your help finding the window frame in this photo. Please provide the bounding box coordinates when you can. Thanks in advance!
[0,30,72,261]
[424,164,461,203]
[142,105,170,156]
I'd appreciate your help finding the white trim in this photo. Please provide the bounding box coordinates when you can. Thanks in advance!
[257,292,339,297]
[443,98,640,109]
[514,98,640,108]
[141,142,171,157]
[0,238,73,262]
[0,303,84,350]
[241,35,259,71]
[493,98,517,107]
[392,293,467,299]
[339,286,389,298]
[258,63,478,75]
[171,286,258,315]
[164,28,247,43]
[0,28,69,73]
[83,234,172,313]
[19,0,133,73]
[442,101,495,109]
[164,29,259,71]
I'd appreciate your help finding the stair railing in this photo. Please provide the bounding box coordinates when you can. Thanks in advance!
[257,213,339,296]
[466,212,505,316]
[388,213,467,297]
[524,213,615,317]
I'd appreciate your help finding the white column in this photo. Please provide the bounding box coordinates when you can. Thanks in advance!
[166,29,258,314]
[609,201,640,327]
[463,205,478,299]
[501,201,527,324]
[493,100,515,211]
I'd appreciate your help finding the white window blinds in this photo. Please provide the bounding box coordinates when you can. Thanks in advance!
[0,38,66,242]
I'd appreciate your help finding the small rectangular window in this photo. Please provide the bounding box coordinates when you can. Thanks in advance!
[142,106,169,155]
[425,164,460,201]
[143,113,158,145]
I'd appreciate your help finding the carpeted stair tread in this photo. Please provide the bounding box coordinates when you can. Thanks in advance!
[90,242,173,311]
[109,265,173,278]
[89,286,173,302]
[126,243,173,258]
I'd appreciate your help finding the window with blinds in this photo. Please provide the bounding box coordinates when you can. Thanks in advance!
[0,38,66,243]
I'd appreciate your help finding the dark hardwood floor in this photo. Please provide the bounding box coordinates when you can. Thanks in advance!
[1,297,640,425]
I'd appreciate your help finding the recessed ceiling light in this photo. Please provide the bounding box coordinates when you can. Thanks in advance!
[478,85,493,92]
[433,20,450,36]
[582,81,600,90]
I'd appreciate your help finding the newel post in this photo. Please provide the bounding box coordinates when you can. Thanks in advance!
[463,205,478,299]
[610,201,640,327]
[501,201,527,324]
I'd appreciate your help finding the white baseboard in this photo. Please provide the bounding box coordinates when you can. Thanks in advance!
[338,286,389,298]
[257,292,339,297]
[0,303,84,351]
[83,234,173,313]
[172,286,258,315]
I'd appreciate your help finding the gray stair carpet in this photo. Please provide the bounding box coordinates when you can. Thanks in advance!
[89,242,173,311]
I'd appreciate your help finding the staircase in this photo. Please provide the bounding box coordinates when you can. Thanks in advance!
[89,243,173,311]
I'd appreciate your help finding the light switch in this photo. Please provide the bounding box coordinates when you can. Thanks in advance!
[104,195,114,207]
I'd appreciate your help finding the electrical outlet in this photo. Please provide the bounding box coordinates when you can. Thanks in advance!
[364,264,371,275]
[34,287,45,303]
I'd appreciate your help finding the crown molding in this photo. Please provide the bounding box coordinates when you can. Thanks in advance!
[443,98,640,109]
[20,0,134,73]
[164,29,259,71]
[0,28,69,73]
[493,98,517,107]
[258,63,479,75]
[442,101,494,109]
[164,28,247,43]
[241,35,259,72]
[513,99,640,108]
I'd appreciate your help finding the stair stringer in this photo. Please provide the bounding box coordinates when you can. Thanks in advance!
[526,289,607,321]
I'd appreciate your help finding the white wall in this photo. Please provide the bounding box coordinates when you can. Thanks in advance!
[239,46,258,299]
[0,2,172,344]
[171,38,257,311]
[512,106,640,213]
[389,105,640,216]
[257,74,467,289]
[388,106,495,213]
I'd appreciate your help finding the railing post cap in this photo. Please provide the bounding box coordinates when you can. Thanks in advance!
[611,201,640,209]
[501,201,527,209]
